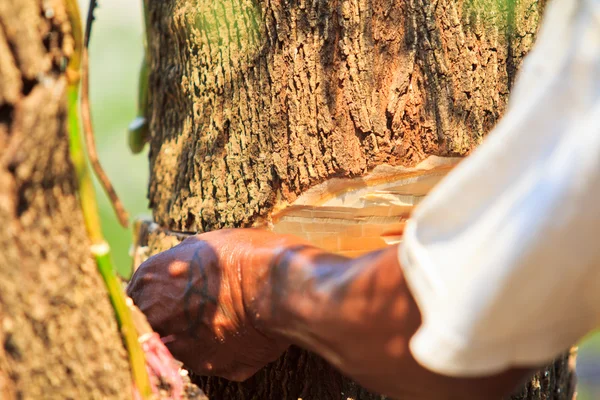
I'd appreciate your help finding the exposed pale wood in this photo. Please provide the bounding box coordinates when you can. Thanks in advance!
[267,156,457,256]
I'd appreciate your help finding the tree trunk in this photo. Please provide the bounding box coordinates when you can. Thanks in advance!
[142,0,576,398]
[0,1,132,398]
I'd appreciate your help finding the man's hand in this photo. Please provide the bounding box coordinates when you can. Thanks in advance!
[126,229,305,381]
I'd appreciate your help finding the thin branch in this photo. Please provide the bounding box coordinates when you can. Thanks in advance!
[84,0,98,49]
[81,0,129,227]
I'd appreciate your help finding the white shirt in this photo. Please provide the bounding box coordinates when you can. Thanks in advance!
[399,0,600,377]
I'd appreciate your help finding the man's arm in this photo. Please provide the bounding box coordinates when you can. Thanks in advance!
[127,229,535,399]
[250,243,535,399]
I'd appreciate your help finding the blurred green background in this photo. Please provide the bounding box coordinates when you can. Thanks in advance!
[80,0,600,398]
[79,0,149,279]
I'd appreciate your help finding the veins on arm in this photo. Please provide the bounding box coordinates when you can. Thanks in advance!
[183,248,217,338]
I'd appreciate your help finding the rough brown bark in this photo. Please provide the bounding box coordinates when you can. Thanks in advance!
[146,0,546,232]
[143,0,575,398]
[0,1,132,398]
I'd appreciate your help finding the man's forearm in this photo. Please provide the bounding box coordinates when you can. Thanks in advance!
[251,244,535,399]
[261,246,419,377]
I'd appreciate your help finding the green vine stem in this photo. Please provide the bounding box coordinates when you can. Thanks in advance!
[65,0,152,398]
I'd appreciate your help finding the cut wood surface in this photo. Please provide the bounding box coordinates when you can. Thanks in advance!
[268,156,458,257]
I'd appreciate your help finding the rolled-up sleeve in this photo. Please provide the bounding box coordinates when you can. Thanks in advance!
[399,0,600,377]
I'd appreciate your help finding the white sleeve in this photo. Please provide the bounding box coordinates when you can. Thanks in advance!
[399,0,600,377]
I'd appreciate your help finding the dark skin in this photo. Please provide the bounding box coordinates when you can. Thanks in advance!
[127,228,540,399]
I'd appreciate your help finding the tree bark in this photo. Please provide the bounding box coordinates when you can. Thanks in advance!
[0,1,132,398]
[143,0,576,398]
